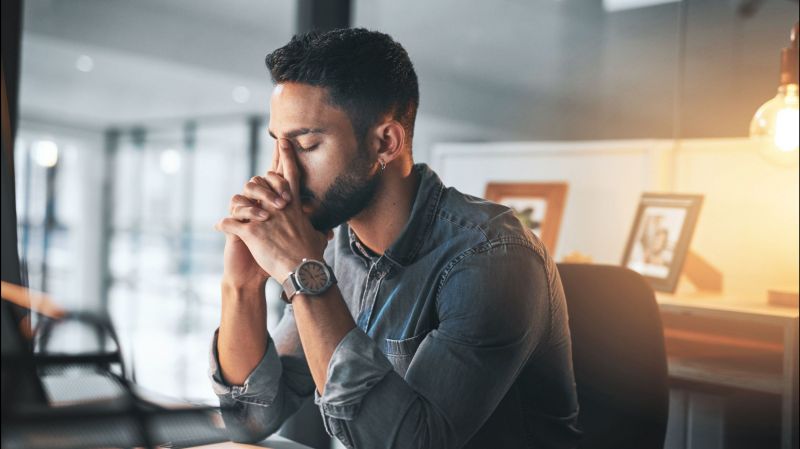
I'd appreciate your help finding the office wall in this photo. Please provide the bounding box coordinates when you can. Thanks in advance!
[673,139,799,299]
[432,138,799,303]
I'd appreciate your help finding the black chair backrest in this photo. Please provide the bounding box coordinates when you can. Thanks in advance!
[557,263,669,449]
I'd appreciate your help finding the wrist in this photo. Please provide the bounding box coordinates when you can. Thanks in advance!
[221,277,267,301]
[278,253,325,284]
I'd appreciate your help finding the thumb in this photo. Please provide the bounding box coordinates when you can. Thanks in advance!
[269,140,282,173]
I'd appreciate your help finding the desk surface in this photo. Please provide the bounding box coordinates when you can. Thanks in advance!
[188,435,312,449]
[656,291,799,321]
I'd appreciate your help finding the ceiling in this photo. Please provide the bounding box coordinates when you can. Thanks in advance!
[18,0,800,140]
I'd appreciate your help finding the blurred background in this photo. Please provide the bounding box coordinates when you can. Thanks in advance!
[4,1,799,448]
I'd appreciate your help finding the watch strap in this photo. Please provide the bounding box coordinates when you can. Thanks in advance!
[280,272,300,304]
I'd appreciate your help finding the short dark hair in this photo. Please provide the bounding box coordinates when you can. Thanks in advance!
[265,28,419,145]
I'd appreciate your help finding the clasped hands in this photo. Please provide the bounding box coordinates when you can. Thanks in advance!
[215,139,331,286]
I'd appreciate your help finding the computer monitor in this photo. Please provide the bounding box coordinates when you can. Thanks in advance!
[1,129,48,412]
[1,299,49,423]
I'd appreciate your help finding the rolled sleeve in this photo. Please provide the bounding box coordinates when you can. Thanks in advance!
[314,327,394,420]
[208,329,282,406]
[208,302,316,443]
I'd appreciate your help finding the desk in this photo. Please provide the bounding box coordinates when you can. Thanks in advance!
[657,292,799,449]
[189,435,313,449]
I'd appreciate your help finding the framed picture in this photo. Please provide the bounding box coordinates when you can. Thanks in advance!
[484,182,568,253]
[621,193,704,293]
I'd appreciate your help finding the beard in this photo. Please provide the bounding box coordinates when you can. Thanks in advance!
[302,143,381,232]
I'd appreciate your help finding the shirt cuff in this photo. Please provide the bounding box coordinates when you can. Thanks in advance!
[314,327,394,420]
[208,328,282,406]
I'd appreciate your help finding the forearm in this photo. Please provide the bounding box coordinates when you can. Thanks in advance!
[290,286,356,394]
[211,333,308,444]
[211,284,318,443]
[218,279,269,385]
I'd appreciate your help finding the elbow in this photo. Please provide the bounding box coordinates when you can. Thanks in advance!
[220,402,281,444]
[224,419,276,444]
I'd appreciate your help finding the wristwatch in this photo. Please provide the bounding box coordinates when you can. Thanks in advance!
[280,258,337,303]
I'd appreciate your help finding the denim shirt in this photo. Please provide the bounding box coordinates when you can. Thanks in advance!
[209,163,581,449]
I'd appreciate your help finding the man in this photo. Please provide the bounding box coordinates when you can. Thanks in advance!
[210,28,581,449]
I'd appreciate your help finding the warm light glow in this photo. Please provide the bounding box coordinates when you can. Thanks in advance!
[775,107,799,153]
[160,149,181,174]
[750,84,799,166]
[32,140,59,167]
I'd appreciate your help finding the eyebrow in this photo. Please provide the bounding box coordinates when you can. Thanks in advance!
[268,127,327,140]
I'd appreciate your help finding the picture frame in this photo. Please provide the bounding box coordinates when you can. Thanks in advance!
[621,193,704,293]
[484,182,568,253]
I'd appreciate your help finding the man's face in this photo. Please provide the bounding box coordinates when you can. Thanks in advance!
[268,82,380,232]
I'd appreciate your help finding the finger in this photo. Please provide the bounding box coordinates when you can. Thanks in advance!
[243,177,287,209]
[229,194,256,215]
[270,141,281,172]
[277,138,301,202]
[232,205,270,221]
[264,171,292,203]
[214,217,247,236]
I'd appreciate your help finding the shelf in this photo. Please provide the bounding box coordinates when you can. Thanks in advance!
[668,357,784,395]
[663,328,785,354]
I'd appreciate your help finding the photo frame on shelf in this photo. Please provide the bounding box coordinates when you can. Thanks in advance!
[484,182,568,254]
[621,193,704,293]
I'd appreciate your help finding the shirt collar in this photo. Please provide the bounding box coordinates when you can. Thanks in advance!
[346,163,444,267]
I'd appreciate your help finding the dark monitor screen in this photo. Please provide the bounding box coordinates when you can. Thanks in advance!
[0,299,48,411]
[1,123,48,410]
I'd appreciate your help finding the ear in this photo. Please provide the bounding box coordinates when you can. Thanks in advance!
[371,119,406,166]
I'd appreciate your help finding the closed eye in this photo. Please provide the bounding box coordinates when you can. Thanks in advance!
[297,143,320,152]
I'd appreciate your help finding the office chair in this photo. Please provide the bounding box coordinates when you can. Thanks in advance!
[557,263,669,449]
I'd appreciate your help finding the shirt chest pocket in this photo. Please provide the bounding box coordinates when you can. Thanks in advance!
[381,331,428,378]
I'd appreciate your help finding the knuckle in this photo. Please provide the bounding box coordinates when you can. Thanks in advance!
[242,222,254,233]
[246,206,263,217]
[261,188,275,198]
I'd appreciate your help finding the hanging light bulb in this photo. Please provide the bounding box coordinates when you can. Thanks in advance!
[750,23,799,166]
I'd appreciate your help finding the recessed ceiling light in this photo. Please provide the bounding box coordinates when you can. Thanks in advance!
[232,86,251,104]
[33,140,59,167]
[160,149,181,174]
[603,0,679,12]
[75,55,94,73]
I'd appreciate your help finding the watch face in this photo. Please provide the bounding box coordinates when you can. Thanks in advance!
[297,260,330,293]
